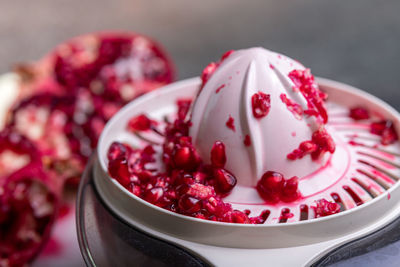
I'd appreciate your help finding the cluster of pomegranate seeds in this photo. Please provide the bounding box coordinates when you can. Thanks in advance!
[280,93,303,120]
[200,50,234,89]
[288,69,328,123]
[312,199,341,218]
[256,171,300,203]
[0,130,59,266]
[288,128,335,160]
[251,92,271,119]
[370,120,398,145]
[107,101,277,224]
[348,106,398,145]
[54,34,174,94]
[349,107,370,120]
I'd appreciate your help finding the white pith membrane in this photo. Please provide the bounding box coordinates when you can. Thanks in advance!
[97,48,400,225]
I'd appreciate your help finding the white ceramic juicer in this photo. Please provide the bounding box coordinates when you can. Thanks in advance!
[90,48,400,266]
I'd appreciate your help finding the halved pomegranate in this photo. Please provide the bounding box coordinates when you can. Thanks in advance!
[52,32,175,102]
[8,32,176,192]
[0,130,58,266]
[6,93,85,190]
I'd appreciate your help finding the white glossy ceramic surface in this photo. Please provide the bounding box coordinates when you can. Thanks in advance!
[190,47,325,186]
[95,77,400,260]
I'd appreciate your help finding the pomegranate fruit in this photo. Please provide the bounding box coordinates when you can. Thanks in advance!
[53,32,174,98]
[0,130,59,266]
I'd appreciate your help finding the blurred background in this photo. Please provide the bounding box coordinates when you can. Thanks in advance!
[1,0,400,106]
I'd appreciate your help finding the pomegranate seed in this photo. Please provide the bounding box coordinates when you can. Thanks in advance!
[107,142,127,161]
[213,168,237,194]
[193,172,206,183]
[288,69,328,123]
[299,141,317,153]
[172,146,198,171]
[220,50,234,61]
[144,187,164,204]
[287,140,317,160]
[311,128,335,158]
[130,184,142,196]
[226,116,235,131]
[279,208,294,222]
[349,107,370,120]
[215,84,226,94]
[281,176,300,202]
[231,210,250,224]
[201,62,217,87]
[370,121,387,135]
[210,141,226,168]
[200,50,235,89]
[251,92,271,119]
[280,93,303,120]
[370,120,398,145]
[243,134,251,146]
[178,194,202,214]
[288,128,335,161]
[108,158,131,187]
[127,114,156,131]
[176,99,192,120]
[186,183,215,200]
[313,199,341,217]
[256,171,284,203]
[137,171,153,183]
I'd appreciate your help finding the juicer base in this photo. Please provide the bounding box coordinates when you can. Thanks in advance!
[76,156,400,267]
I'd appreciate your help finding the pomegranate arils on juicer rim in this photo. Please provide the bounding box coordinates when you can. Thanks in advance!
[349,107,370,120]
[256,171,300,203]
[348,107,398,145]
[370,120,398,145]
[312,199,341,218]
[212,168,237,195]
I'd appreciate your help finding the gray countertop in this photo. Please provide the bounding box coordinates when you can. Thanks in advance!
[1,1,400,266]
